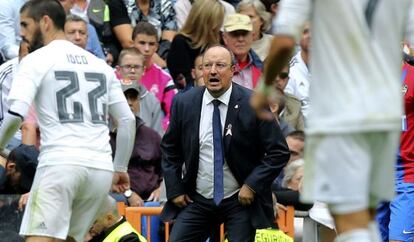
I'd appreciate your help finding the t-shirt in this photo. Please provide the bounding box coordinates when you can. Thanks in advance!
[8,40,126,171]
[275,0,414,134]
[285,51,310,118]
[400,63,414,183]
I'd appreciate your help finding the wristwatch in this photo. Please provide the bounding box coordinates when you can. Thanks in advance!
[124,189,132,198]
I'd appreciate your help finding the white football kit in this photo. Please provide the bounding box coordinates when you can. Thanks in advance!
[8,40,125,171]
[7,40,129,241]
[275,0,414,209]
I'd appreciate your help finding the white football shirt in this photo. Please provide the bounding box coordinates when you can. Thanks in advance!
[8,40,126,171]
[275,0,414,134]
[0,57,22,140]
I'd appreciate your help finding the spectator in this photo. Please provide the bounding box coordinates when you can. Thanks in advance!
[191,54,205,87]
[271,130,305,191]
[285,130,305,163]
[274,65,305,131]
[222,13,263,89]
[281,159,304,191]
[167,0,225,90]
[0,0,26,62]
[108,0,178,67]
[0,144,39,194]
[133,22,176,131]
[259,0,280,23]
[237,0,274,62]
[72,0,117,65]
[273,159,311,213]
[110,76,163,207]
[269,87,295,137]
[58,0,106,59]
[161,45,289,241]
[116,47,164,135]
[284,23,311,118]
[174,0,235,30]
[64,14,89,49]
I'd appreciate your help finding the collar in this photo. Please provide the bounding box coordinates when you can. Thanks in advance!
[234,53,252,75]
[203,84,232,106]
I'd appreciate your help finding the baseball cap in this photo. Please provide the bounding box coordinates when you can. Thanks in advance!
[9,144,39,192]
[223,13,253,32]
[120,79,140,94]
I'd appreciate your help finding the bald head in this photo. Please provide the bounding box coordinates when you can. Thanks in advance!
[202,45,235,98]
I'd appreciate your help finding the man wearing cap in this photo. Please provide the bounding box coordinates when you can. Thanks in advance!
[0,144,39,194]
[110,62,163,207]
[223,13,263,90]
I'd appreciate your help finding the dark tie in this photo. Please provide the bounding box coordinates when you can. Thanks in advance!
[212,99,224,205]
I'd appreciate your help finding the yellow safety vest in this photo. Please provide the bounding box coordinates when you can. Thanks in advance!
[103,221,147,242]
[224,228,293,242]
[255,229,293,242]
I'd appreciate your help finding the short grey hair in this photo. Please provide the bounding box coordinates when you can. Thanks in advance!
[65,14,88,26]
[236,0,272,32]
[281,159,304,189]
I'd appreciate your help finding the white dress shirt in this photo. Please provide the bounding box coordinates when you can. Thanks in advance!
[196,84,239,199]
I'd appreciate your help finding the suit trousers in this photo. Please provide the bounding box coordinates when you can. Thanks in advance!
[169,192,256,242]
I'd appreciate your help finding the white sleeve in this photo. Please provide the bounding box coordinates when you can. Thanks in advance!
[8,54,43,106]
[109,101,136,172]
[273,0,312,40]
[405,2,414,46]
[0,100,29,149]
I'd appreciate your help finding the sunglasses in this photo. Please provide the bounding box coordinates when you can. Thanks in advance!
[278,72,289,79]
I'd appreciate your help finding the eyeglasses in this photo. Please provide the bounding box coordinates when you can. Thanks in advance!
[278,72,289,79]
[120,64,143,72]
[202,62,231,71]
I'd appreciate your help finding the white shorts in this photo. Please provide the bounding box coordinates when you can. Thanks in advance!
[19,165,113,242]
[301,131,399,213]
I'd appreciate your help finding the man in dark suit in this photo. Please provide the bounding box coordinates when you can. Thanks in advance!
[161,45,290,242]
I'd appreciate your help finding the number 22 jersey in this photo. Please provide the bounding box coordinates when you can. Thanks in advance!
[8,40,126,171]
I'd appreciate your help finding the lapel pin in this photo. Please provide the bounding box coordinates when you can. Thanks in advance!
[226,124,232,136]
[234,104,239,109]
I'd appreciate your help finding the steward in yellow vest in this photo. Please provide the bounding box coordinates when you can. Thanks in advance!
[88,216,147,242]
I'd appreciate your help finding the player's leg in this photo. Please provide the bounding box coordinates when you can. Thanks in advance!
[19,166,75,241]
[67,167,113,242]
[301,133,373,242]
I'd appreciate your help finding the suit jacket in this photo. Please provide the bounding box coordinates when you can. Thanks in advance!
[161,83,290,228]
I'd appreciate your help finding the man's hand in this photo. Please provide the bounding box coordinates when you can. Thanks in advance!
[18,192,30,211]
[112,171,130,193]
[238,184,255,206]
[128,191,145,207]
[171,194,193,208]
[147,186,161,202]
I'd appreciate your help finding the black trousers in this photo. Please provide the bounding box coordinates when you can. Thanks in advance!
[168,192,256,242]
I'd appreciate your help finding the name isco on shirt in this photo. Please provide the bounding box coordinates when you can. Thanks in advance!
[66,54,88,65]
